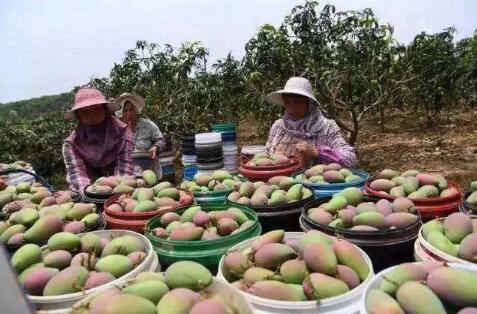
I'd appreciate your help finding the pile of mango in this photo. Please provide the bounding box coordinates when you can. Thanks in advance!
[85,170,159,195]
[365,262,477,313]
[11,232,148,296]
[106,181,193,213]
[369,169,458,199]
[0,202,100,246]
[222,230,371,301]
[245,152,290,167]
[0,160,31,171]
[180,170,243,193]
[466,181,477,205]
[422,213,477,262]
[295,163,363,184]
[227,176,313,206]
[151,205,253,241]
[307,187,419,230]
[1,181,73,213]
[71,261,240,314]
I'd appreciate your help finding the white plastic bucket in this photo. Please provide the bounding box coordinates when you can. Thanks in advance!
[217,232,374,314]
[31,229,159,313]
[195,132,222,144]
[6,168,36,186]
[359,262,477,314]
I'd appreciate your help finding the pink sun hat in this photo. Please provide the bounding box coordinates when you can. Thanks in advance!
[66,86,120,119]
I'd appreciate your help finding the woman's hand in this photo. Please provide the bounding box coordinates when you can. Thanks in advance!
[149,146,158,160]
[295,142,319,159]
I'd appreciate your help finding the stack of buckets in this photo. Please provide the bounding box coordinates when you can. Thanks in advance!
[212,123,238,174]
[181,134,197,181]
[195,132,224,176]
[158,139,175,184]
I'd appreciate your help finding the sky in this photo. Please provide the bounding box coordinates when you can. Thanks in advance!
[0,0,476,103]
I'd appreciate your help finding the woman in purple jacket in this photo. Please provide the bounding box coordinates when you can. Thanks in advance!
[265,77,356,168]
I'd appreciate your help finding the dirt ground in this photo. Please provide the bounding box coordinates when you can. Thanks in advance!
[237,107,477,189]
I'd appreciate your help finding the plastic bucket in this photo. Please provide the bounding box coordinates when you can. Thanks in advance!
[359,262,477,314]
[301,196,422,272]
[217,232,374,314]
[365,179,463,221]
[29,230,159,313]
[145,203,261,272]
[193,187,233,204]
[415,216,477,265]
[183,165,198,181]
[460,192,477,215]
[294,169,370,199]
[102,190,194,233]
[239,156,302,182]
[226,187,315,232]
[6,168,36,186]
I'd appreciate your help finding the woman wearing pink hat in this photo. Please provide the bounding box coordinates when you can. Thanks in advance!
[266,77,356,168]
[62,86,135,194]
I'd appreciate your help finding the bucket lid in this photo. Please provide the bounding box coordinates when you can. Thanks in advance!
[195,132,222,143]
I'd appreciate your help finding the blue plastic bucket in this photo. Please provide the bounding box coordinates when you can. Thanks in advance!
[293,169,370,199]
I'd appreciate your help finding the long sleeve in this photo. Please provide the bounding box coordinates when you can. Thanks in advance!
[149,120,166,152]
[317,121,357,168]
[62,142,91,194]
[114,130,135,176]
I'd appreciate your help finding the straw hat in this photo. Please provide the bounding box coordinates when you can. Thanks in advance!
[115,93,145,118]
[66,86,119,119]
[266,77,319,107]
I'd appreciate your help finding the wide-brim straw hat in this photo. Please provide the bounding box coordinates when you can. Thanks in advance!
[115,93,145,118]
[66,86,119,119]
[266,77,319,107]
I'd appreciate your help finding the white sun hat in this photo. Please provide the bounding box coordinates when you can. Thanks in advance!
[266,77,319,106]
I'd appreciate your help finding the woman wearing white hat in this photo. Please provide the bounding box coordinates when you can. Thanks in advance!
[266,77,356,168]
[116,93,166,175]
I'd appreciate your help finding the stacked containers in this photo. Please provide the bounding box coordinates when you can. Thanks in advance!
[195,132,224,176]
[158,138,175,184]
[212,123,238,174]
[181,134,197,181]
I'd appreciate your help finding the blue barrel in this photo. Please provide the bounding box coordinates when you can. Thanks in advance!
[183,164,198,181]
[293,169,370,199]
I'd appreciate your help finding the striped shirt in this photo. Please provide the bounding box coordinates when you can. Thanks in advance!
[62,136,135,194]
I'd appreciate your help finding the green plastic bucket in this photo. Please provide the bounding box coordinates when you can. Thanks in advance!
[193,188,233,204]
[145,203,262,273]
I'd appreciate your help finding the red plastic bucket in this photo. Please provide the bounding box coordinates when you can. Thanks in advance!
[238,156,303,182]
[365,180,463,221]
[102,189,194,233]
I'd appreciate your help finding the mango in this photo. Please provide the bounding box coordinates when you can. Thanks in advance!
[324,195,347,214]
[122,280,169,304]
[418,185,439,197]
[7,232,25,246]
[43,266,89,296]
[467,191,477,205]
[156,288,200,314]
[286,183,303,201]
[70,252,97,269]
[181,206,202,223]
[136,188,154,201]
[123,199,138,212]
[390,186,406,198]
[345,174,362,183]
[95,254,133,278]
[255,158,272,166]
[24,267,59,296]
[217,218,239,236]
[323,170,345,183]
[366,289,404,314]
[39,204,69,219]
[243,267,276,284]
[309,209,333,225]
[407,190,428,199]
[248,281,307,301]
[160,212,181,227]
[190,298,229,314]
[255,185,274,198]
[63,221,86,234]
[255,243,296,270]
[1,224,27,243]
[18,263,44,284]
[223,251,250,281]
[280,259,307,284]
[164,261,212,291]
[403,176,419,195]
[392,197,416,214]
[233,220,254,234]
[305,165,326,177]
[81,213,100,228]
[141,170,158,186]
[134,271,164,283]
[302,187,313,200]
[251,229,285,251]
[170,226,204,241]
[416,173,437,186]
[370,179,396,192]
[226,207,249,225]
[329,218,345,228]
[458,308,477,314]
[84,271,115,289]
[0,193,14,208]
[401,169,420,177]
[11,208,39,227]
[422,220,444,239]
[333,240,370,281]
[250,192,268,206]
[380,263,427,295]
[378,169,399,180]
[43,250,72,269]
[386,212,418,229]
[353,212,387,229]
[427,231,458,256]
[101,235,145,257]
[90,293,156,314]
[337,187,363,206]
[157,188,180,201]
[428,267,477,307]
[80,233,103,256]
[66,203,95,221]
[459,233,477,262]
[238,182,254,198]
[338,209,356,227]
[48,232,81,252]
[310,175,324,183]
[375,199,393,216]
[15,182,31,193]
[391,176,406,186]
[336,264,360,289]
[356,202,379,214]
[396,281,446,314]
[152,182,173,195]
[134,200,157,212]
[444,212,473,244]
[304,242,337,275]
[0,221,10,235]
[11,243,41,273]
[267,176,287,186]
[113,184,135,194]
[339,168,352,178]
[191,211,209,228]
[440,187,459,198]
[268,191,287,205]
[304,273,349,299]
[165,221,181,234]
[298,230,334,253]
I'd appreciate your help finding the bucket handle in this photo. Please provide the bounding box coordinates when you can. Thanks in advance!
[0,169,55,192]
